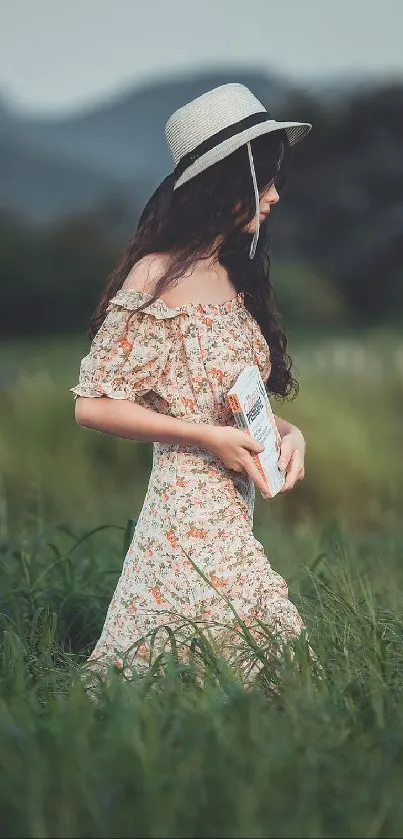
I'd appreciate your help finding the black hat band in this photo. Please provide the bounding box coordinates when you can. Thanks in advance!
[173,111,274,181]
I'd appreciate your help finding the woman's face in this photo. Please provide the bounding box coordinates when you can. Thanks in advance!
[234,181,281,234]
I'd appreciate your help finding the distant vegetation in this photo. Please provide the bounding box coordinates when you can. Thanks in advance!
[0,203,401,337]
[0,75,402,336]
[0,207,118,336]
[274,82,403,325]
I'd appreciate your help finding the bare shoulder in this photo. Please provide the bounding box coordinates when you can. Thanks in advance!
[121,252,236,307]
[121,253,170,295]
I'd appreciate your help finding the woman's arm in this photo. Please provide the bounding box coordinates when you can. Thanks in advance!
[273,413,295,438]
[75,397,272,497]
[75,396,211,447]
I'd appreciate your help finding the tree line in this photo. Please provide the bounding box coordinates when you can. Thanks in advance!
[1,80,402,337]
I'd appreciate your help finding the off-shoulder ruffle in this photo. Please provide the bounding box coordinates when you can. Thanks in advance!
[70,287,271,410]
[70,296,173,400]
[109,288,244,320]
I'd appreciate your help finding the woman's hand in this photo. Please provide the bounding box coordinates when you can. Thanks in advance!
[277,426,306,492]
[203,425,271,498]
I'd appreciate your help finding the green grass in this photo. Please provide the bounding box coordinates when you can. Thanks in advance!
[1,329,403,836]
[1,517,403,837]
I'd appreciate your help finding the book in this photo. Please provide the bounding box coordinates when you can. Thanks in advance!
[227,364,286,498]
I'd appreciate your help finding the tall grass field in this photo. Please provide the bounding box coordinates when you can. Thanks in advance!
[1,327,403,837]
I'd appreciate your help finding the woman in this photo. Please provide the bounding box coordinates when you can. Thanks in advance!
[70,83,312,682]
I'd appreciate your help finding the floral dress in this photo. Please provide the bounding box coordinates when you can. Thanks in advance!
[70,287,305,680]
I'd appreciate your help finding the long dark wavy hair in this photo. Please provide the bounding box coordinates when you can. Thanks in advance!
[88,129,298,400]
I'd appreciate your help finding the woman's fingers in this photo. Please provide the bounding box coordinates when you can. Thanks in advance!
[240,433,306,497]
[242,452,271,498]
[241,432,264,454]
[277,436,294,472]
[280,450,303,492]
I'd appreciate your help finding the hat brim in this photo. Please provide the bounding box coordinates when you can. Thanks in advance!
[173,120,312,190]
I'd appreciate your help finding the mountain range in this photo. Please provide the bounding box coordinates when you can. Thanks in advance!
[0,66,350,226]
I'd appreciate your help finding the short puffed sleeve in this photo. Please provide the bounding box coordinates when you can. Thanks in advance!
[70,289,175,401]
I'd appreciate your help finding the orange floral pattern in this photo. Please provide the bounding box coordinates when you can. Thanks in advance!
[70,288,305,679]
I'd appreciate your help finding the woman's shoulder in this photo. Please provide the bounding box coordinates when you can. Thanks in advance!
[120,251,237,310]
[114,253,187,320]
[122,253,170,296]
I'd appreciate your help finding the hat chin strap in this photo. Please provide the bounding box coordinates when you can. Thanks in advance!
[247,141,260,260]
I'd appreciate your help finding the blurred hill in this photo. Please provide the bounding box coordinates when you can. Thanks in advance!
[0,68,305,224]
[0,69,402,334]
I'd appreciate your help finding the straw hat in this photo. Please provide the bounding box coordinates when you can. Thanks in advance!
[139,82,312,258]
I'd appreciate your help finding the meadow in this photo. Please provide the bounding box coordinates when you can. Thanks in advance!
[1,327,403,837]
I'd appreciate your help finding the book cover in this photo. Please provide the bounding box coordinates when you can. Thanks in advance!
[227,364,285,498]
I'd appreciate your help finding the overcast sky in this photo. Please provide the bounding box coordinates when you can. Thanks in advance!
[1,0,402,115]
